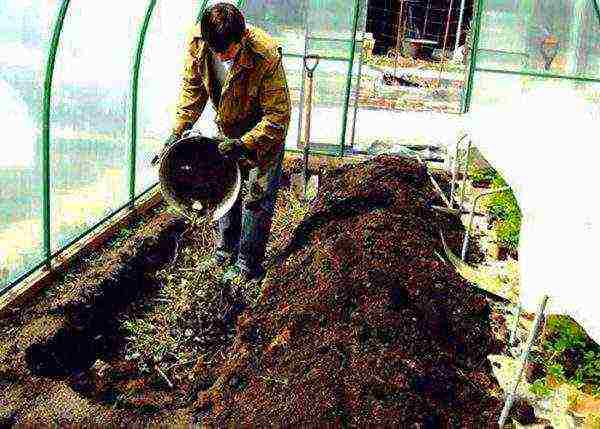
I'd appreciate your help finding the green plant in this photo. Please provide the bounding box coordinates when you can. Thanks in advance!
[530,316,600,399]
[531,378,553,397]
[479,173,522,252]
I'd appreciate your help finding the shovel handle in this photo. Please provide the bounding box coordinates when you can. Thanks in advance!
[304,55,320,77]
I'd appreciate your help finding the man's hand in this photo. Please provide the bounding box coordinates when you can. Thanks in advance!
[217,137,247,160]
[151,133,179,166]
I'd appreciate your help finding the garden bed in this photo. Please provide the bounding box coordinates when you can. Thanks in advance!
[0,154,526,426]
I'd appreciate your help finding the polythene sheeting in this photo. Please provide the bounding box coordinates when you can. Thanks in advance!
[468,86,600,344]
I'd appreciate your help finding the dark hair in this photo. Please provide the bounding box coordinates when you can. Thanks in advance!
[200,3,246,53]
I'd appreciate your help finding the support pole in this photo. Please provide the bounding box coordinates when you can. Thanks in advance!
[349,1,367,151]
[462,0,483,113]
[508,304,522,349]
[454,0,468,53]
[197,0,210,22]
[458,138,472,209]
[42,0,71,267]
[296,0,310,151]
[130,0,158,205]
[498,295,550,427]
[339,0,361,157]
[450,134,468,207]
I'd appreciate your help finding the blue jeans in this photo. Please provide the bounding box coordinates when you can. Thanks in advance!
[215,150,284,274]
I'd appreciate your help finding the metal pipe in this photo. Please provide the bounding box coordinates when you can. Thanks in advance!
[458,138,472,209]
[472,66,600,84]
[283,52,348,62]
[130,0,158,204]
[349,1,368,151]
[454,0,468,53]
[508,304,521,349]
[450,134,468,206]
[339,0,362,157]
[42,0,71,266]
[394,0,405,78]
[197,0,210,21]
[423,0,432,37]
[3,184,158,298]
[461,186,510,261]
[430,175,452,208]
[498,295,550,427]
[441,0,455,61]
[296,0,310,151]
[462,0,483,113]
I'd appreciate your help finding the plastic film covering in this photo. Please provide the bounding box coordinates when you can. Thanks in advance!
[477,0,600,79]
[136,1,199,195]
[244,0,305,150]
[244,0,305,55]
[48,1,147,252]
[468,1,600,341]
[0,0,59,291]
[468,73,600,343]
[286,0,364,151]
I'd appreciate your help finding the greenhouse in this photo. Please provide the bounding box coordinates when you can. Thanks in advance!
[0,0,599,426]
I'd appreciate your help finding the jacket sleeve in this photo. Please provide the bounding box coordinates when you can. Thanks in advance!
[240,49,291,164]
[172,37,209,137]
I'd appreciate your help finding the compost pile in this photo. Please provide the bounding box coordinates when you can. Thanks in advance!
[192,155,504,426]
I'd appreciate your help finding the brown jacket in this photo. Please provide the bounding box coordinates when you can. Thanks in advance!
[172,24,291,172]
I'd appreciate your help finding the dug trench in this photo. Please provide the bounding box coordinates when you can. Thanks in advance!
[24,215,187,384]
[3,155,531,425]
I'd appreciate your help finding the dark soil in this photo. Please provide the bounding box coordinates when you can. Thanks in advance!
[0,154,517,425]
[24,216,186,378]
[165,137,238,207]
[191,155,506,425]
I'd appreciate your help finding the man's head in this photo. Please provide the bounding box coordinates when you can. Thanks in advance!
[201,3,246,62]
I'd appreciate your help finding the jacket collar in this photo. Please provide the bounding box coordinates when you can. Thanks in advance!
[195,26,260,70]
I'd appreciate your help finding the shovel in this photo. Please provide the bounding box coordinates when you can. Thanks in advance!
[292,54,320,202]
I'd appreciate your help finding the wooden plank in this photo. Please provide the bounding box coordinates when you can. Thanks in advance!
[0,189,163,317]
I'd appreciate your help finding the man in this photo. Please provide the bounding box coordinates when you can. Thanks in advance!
[154,3,291,289]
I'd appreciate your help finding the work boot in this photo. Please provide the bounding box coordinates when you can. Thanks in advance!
[197,253,230,274]
[221,264,265,304]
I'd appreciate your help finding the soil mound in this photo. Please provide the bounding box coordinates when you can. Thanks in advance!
[192,155,505,426]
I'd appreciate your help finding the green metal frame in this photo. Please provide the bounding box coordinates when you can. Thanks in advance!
[12,0,597,297]
[42,0,71,268]
[474,67,600,84]
[339,0,361,157]
[2,184,158,298]
[463,0,600,112]
[130,0,158,204]
[283,52,348,62]
[462,0,483,113]
[349,1,368,151]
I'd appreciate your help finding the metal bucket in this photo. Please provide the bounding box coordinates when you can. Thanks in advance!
[158,135,241,222]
